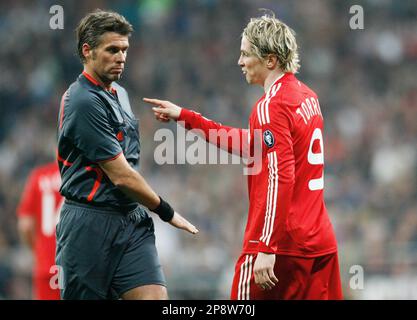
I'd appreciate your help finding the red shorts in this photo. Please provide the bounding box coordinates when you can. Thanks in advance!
[230,252,343,300]
[34,275,61,300]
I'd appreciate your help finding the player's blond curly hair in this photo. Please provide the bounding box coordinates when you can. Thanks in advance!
[242,11,300,73]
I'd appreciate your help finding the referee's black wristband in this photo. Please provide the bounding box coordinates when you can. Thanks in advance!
[151,196,174,222]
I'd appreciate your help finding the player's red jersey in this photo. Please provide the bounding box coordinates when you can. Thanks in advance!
[17,162,63,298]
[178,73,338,257]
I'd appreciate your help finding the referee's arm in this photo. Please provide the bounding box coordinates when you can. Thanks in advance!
[99,154,198,234]
[99,153,160,210]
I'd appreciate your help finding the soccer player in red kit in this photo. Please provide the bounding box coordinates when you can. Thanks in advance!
[17,162,63,300]
[144,13,343,300]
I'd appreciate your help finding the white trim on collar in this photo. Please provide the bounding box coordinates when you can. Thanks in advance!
[265,73,285,93]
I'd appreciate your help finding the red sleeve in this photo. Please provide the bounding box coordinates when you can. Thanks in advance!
[178,108,248,156]
[257,101,295,253]
[17,170,40,217]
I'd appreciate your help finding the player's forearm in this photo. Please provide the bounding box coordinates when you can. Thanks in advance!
[258,182,294,253]
[257,151,295,253]
[178,108,247,156]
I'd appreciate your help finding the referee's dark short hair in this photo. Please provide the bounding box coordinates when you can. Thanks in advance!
[76,9,133,63]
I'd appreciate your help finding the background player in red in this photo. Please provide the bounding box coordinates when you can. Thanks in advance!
[144,12,343,299]
[17,161,63,300]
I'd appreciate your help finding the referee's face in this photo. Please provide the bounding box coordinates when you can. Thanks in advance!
[86,32,129,87]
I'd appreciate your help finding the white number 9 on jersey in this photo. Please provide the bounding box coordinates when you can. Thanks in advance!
[307,128,324,191]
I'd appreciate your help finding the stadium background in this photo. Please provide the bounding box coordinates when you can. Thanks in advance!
[0,0,416,299]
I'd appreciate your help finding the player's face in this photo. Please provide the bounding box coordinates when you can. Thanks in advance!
[238,36,268,86]
[86,32,129,86]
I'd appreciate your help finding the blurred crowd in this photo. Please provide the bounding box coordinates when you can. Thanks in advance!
[0,0,416,299]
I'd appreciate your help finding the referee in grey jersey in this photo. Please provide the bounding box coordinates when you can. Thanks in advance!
[56,10,198,300]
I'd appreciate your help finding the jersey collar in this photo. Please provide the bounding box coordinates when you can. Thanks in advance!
[81,71,117,96]
[265,72,294,94]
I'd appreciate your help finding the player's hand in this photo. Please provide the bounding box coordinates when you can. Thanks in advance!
[253,252,279,290]
[168,211,199,235]
[143,98,182,122]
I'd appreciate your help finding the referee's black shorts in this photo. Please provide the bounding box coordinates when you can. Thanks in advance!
[55,200,166,300]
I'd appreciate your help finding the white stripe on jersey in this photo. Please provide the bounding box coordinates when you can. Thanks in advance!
[264,84,275,124]
[237,255,254,300]
[257,83,282,126]
[260,152,275,242]
[257,90,270,126]
[265,83,282,124]
[265,99,271,124]
[257,102,263,126]
[238,255,249,300]
[260,151,279,246]
[245,255,253,300]
[266,151,279,245]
